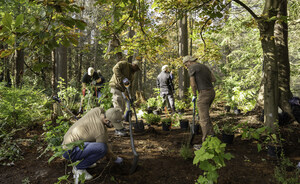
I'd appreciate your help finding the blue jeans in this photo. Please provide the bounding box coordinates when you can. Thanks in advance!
[63,142,108,170]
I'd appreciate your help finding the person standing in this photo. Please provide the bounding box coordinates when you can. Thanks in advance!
[62,108,124,182]
[95,69,106,100]
[183,55,216,145]
[157,65,175,112]
[109,60,140,136]
[79,67,102,113]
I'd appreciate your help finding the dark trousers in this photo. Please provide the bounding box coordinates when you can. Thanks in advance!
[63,142,107,170]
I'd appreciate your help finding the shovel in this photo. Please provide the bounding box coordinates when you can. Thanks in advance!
[124,82,139,174]
[189,100,196,146]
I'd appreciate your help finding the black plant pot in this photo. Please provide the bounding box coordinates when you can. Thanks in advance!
[190,124,200,135]
[221,133,234,144]
[267,145,283,158]
[147,109,153,114]
[133,120,145,133]
[224,106,231,112]
[180,119,189,130]
[153,110,161,115]
[162,122,171,131]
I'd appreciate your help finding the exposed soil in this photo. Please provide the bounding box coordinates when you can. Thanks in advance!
[1,104,300,184]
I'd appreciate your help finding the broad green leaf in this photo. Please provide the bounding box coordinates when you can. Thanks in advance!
[15,14,24,28]
[3,13,13,30]
[75,20,87,30]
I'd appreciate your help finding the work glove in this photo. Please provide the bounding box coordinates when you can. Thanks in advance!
[82,88,86,96]
[114,156,123,164]
[192,95,197,102]
[122,78,130,86]
[91,80,96,85]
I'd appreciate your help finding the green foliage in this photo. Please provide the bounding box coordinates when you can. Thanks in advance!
[57,78,79,114]
[175,99,186,110]
[0,84,49,133]
[0,133,23,165]
[161,117,172,126]
[142,113,161,125]
[221,123,235,135]
[146,97,156,108]
[172,113,183,127]
[180,144,193,160]
[99,83,113,110]
[274,157,300,184]
[43,117,71,152]
[193,136,234,184]
[0,0,86,60]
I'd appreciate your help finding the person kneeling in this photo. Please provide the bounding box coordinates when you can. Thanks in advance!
[62,108,124,181]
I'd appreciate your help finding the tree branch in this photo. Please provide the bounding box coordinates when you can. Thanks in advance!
[233,0,259,20]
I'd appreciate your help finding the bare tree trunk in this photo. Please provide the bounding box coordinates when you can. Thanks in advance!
[15,49,24,88]
[275,0,294,119]
[55,45,68,88]
[51,50,56,95]
[259,17,278,131]
[178,14,189,100]
[68,47,72,81]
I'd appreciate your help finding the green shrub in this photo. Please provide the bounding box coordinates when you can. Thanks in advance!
[142,113,161,125]
[180,144,193,160]
[98,83,113,110]
[0,84,49,133]
[193,136,234,184]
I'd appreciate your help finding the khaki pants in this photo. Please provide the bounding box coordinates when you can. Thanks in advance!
[110,88,126,114]
[197,88,215,142]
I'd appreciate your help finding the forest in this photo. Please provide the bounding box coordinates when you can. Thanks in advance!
[0,0,300,183]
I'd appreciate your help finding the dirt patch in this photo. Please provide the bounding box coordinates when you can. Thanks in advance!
[1,105,299,184]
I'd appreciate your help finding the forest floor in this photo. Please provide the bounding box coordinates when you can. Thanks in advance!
[0,103,300,184]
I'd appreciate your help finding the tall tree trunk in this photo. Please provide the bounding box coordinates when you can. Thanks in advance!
[178,14,189,100]
[68,47,72,81]
[275,0,294,119]
[259,4,279,130]
[55,45,68,89]
[15,49,24,88]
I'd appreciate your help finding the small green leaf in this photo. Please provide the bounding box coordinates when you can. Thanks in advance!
[3,13,13,30]
[15,14,24,27]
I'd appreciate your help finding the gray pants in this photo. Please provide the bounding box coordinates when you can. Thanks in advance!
[160,92,175,111]
[110,88,126,114]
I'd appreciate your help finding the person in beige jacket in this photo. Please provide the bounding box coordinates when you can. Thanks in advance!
[62,108,123,181]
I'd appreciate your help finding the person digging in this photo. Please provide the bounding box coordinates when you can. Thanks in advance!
[183,55,216,150]
[109,60,140,136]
[62,108,124,182]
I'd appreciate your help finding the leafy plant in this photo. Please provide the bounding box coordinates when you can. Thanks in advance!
[161,117,172,126]
[142,113,161,125]
[57,77,79,113]
[274,157,300,184]
[193,136,234,184]
[0,133,23,165]
[180,144,193,160]
[221,123,235,135]
[146,97,157,108]
[0,84,49,133]
[98,83,113,110]
[172,113,183,127]
[175,99,186,110]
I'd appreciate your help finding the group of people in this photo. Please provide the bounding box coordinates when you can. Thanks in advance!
[62,56,216,182]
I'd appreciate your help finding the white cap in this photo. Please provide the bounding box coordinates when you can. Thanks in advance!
[162,65,169,72]
[88,67,94,76]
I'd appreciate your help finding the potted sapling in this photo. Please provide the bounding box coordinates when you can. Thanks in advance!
[161,117,172,131]
[142,113,161,126]
[221,123,235,144]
